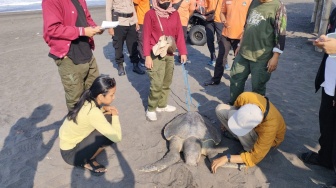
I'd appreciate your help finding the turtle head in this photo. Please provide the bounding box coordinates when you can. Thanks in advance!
[183,137,202,166]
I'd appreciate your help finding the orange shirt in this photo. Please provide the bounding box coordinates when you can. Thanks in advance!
[173,0,196,26]
[221,0,251,39]
[205,0,223,23]
[134,0,150,25]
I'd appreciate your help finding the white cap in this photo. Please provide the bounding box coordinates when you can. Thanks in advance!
[228,104,263,136]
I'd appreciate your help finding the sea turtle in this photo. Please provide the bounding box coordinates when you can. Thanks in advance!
[139,111,223,172]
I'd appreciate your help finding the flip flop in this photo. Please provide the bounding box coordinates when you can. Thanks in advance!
[299,152,320,166]
[78,159,106,176]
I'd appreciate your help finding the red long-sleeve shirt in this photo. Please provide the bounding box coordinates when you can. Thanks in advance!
[143,9,187,57]
[42,0,97,58]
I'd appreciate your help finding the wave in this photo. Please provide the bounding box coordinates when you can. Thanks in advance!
[0,1,41,7]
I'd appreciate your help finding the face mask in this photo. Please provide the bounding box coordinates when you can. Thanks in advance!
[158,2,170,10]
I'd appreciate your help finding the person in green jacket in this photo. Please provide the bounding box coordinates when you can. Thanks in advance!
[59,75,122,175]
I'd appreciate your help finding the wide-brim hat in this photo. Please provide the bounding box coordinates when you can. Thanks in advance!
[228,104,263,136]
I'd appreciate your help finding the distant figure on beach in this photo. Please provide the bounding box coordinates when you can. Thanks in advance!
[204,0,223,67]
[106,0,145,76]
[59,75,122,175]
[204,0,251,86]
[143,0,187,121]
[134,0,151,67]
[211,92,286,172]
[229,0,287,104]
[42,0,103,111]
[299,8,336,177]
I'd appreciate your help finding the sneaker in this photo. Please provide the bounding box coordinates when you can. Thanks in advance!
[224,64,230,71]
[207,60,216,67]
[156,105,176,112]
[146,110,157,121]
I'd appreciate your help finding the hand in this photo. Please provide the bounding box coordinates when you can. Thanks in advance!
[145,56,153,69]
[108,28,114,36]
[314,35,336,54]
[95,26,105,35]
[84,26,101,37]
[211,156,228,173]
[103,106,118,116]
[136,23,140,31]
[267,53,279,73]
[180,55,187,64]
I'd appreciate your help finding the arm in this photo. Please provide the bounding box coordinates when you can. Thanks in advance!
[267,2,287,73]
[42,0,84,41]
[240,125,278,167]
[143,12,154,69]
[211,154,244,173]
[89,108,122,143]
[175,12,188,62]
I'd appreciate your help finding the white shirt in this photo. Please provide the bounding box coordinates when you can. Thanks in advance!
[321,55,336,96]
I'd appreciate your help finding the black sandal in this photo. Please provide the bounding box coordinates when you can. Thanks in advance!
[78,159,106,176]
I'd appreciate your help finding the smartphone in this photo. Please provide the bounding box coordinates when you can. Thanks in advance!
[308,38,318,42]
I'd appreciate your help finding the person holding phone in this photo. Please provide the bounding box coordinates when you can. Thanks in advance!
[299,8,336,178]
[42,0,103,111]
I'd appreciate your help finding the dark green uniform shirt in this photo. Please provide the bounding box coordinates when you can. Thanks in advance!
[240,0,287,62]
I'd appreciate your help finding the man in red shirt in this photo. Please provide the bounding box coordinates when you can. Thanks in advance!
[42,0,103,110]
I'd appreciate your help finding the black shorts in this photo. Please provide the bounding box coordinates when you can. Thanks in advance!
[60,115,114,166]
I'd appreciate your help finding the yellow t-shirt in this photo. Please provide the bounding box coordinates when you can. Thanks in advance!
[59,101,122,150]
[221,0,251,39]
[134,0,150,25]
[234,92,286,167]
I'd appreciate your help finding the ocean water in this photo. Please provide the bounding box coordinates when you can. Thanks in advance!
[0,0,105,13]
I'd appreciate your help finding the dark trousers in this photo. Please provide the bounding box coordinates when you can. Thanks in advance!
[318,88,336,169]
[113,24,139,65]
[212,36,240,83]
[137,24,145,64]
[182,26,188,43]
[205,22,223,61]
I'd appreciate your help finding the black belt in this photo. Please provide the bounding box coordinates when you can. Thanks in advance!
[116,12,133,18]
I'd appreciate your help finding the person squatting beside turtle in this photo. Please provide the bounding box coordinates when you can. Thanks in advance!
[143,0,187,121]
[59,76,122,175]
[212,92,286,172]
[106,0,145,76]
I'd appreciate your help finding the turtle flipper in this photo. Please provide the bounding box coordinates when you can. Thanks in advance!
[139,151,181,172]
[139,137,183,172]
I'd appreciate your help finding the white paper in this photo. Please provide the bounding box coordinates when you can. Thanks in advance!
[101,21,119,29]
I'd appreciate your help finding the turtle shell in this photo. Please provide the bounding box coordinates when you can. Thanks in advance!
[164,111,221,144]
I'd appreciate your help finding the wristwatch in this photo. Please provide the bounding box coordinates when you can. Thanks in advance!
[227,153,231,163]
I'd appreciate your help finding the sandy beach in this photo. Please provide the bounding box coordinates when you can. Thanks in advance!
[0,0,335,187]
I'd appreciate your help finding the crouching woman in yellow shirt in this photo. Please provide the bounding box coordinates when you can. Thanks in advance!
[211,92,286,173]
[59,75,122,176]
